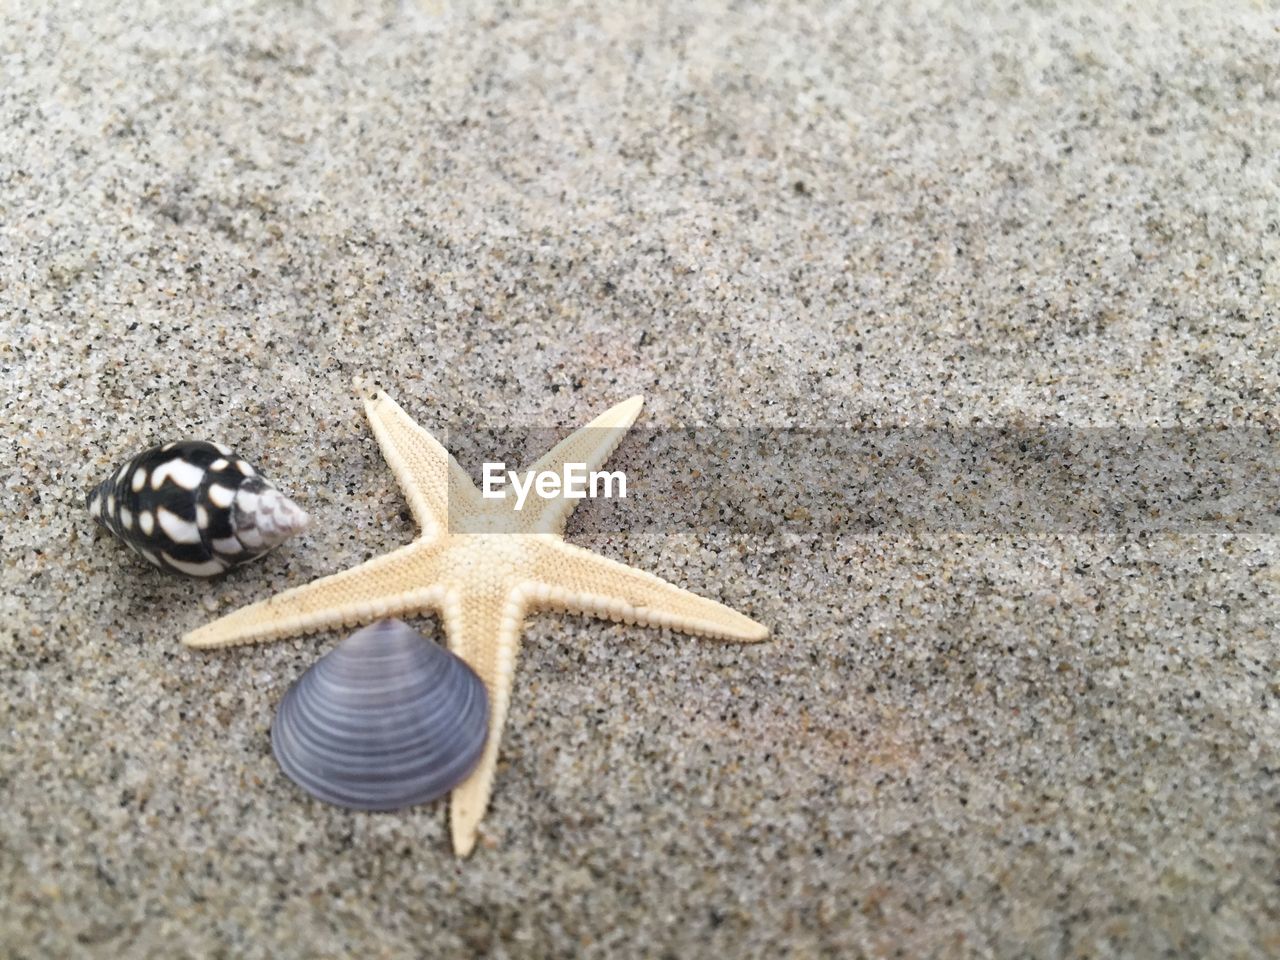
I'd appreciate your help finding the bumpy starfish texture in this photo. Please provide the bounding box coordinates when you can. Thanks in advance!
[184,392,768,856]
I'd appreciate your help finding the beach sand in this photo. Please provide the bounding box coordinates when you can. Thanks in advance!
[2,1,1277,955]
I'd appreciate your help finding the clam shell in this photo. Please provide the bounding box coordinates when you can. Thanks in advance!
[87,440,308,576]
[271,619,489,811]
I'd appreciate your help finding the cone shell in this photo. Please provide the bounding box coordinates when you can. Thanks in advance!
[86,440,308,577]
[271,619,489,811]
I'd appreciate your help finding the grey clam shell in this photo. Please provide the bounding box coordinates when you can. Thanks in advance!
[271,619,489,811]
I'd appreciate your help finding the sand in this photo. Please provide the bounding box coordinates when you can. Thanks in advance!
[2,1,1278,956]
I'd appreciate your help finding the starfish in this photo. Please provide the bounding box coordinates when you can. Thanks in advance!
[184,392,769,855]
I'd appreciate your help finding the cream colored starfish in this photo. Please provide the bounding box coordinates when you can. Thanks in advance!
[184,392,768,856]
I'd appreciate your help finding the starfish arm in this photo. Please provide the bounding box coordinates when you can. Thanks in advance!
[442,591,528,857]
[364,391,483,538]
[531,540,769,641]
[514,395,644,535]
[182,543,447,648]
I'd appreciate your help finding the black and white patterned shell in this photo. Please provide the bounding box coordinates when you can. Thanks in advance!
[87,441,308,577]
